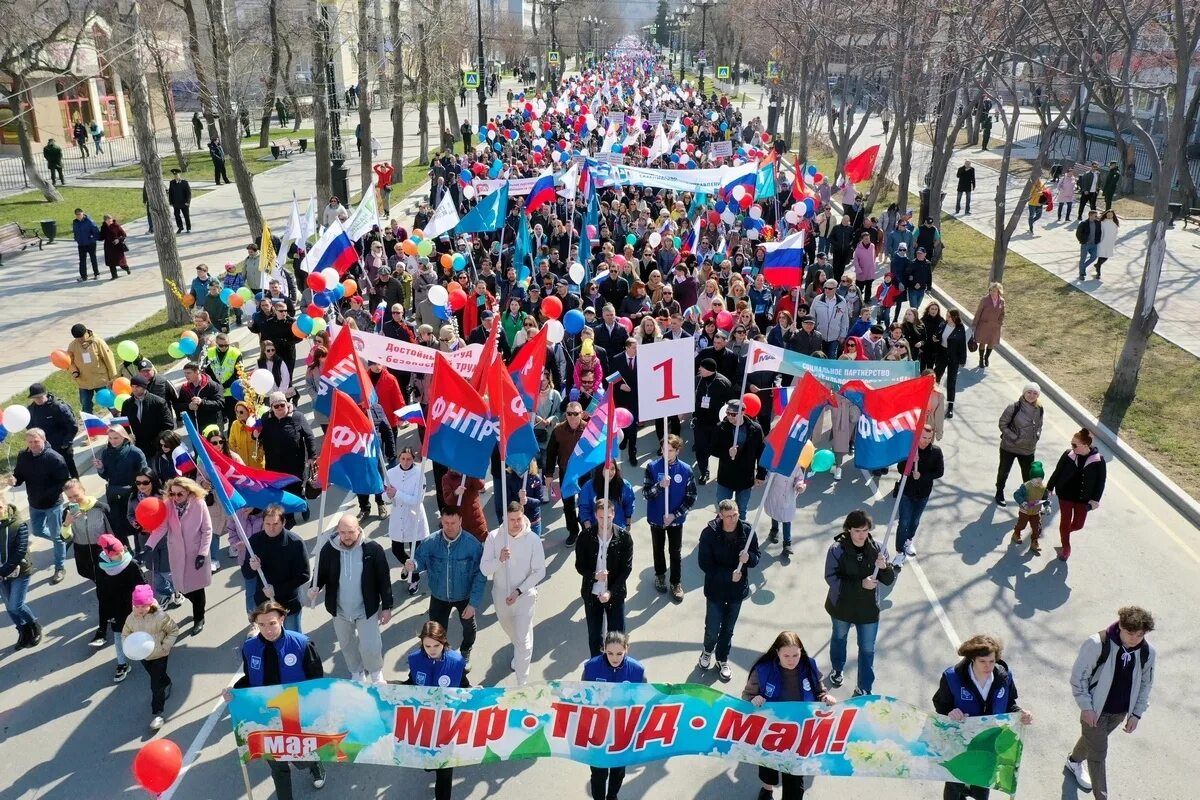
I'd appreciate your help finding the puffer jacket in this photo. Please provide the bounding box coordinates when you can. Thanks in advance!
[68,333,118,390]
[27,395,78,449]
[810,294,849,343]
[998,399,1043,456]
[824,532,895,624]
[0,505,32,578]
[122,607,181,660]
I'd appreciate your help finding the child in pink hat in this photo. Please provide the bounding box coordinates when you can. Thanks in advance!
[122,583,180,731]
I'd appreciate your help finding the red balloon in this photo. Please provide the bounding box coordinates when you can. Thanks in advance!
[616,316,633,334]
[132,739,183,795]
[716,310,734,330]
[683,117,692,127]
[448,292,468,312]
[541,295,563,320]
[761,133,771,143]
[640,146,650,158]
[739,194,754,210]
[741,392,763,417]
[306,303,323,318]
[134,497,167,531]
[814,173,824,183]
[708,210,721,226]
[306,272,326,291]
[524,122,533,133]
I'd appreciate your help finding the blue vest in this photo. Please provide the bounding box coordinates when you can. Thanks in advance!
[408,648,466,688]
[943,664,1014,717]
[581,654,647,684]
[243,630,311,687]
[754,658,820,702]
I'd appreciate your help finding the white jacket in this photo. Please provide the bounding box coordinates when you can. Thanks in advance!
[480,522,546,603]
[385,463,430,544]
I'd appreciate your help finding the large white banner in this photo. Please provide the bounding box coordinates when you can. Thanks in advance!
[328,325,482,376]
[422,192,461,239]
[637,338,696,420]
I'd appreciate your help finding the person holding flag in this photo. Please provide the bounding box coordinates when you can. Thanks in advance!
[574,498,634,658]
[697,498,761,683]
[479,501,546,687]
[892,425,945,562]
[641,434,696,600]
[259,392,317,524]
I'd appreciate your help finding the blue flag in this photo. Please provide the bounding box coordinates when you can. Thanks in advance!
[578,191,600,284]
[318,389,386,495]
[561,395,619,498]
[183,414,245,516]
[756,161,776,200]
[456,182,509,234]
[512,212,533,285]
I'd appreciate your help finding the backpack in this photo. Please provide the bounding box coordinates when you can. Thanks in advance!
[1088,629,1147,689]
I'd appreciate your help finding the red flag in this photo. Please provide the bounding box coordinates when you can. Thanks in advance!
[486,364,540,467]
[469,316,502,397]
[422,354,498,478]
[507,325,549,409]
[843,144,881,185]
[318,388,385,493]
[317,325,376,415]
[762,373,836,474]
[791,155,810,202]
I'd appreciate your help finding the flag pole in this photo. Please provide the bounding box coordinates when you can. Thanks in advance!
[733,472,774,581]
[872,394,932,577]
[306,491,329,595]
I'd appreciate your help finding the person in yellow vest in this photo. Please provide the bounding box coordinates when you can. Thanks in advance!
[203,331,242,425]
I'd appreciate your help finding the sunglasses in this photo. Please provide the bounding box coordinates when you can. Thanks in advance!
[264,348,275,353]
[271,402,287,408]
[566,411,581,417]
[208,438,224,444]
[169,491,187,499]
[135,479,152,486]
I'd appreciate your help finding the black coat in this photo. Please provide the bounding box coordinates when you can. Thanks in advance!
[712,418,766,491]
[823,534,895,624]
[613,354,639,418]
[167,178,191,207]
[177,376,225,431]
[28,396,78,449]
[592,321,629,356]
[249,529,311,612]
[573,526,634,600]
[315,538,394,618]
[122,392,174,454]
[696,346,740,387]
[945,324,967,367]
[259,412,315,479]
[96,561,146,630]
[0,505,31,578]
[693,372,734,427]
[955,166,976,192]
[697,520,760,602]
[13,447,70,510]
[1046,447,1106,504]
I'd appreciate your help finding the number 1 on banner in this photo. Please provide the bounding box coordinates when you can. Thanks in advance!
[653,358,680,402]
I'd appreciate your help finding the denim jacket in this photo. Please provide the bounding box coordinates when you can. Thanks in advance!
[411,530,487,608]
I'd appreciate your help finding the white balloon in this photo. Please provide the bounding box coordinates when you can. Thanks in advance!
[320,268,340,289]
[427,285,449,306]
[749,205,763,220]
[746,228,760,240]
[785,210,800,224]
[721,209,736,224]
[249,369,276,395]
[730,185,746,201]
[462,184,476,199]
[122,631,156,661]
[648,231,662,247]
[569,263,585,284]
[3,405,31,432]
[551,150,562,162]
[543,319,565,343]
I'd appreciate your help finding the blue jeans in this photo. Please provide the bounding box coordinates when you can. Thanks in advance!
[243,575,259,614]
[715,485,751,521]
[283,608,303,633]
[769,520,792,545]
[830,617,878,692]
[907,289,926,312]
[822,339,841,359]
[0,576,36,626]
[114,631,127,666]
[1027,205,1043,231]
[1079,243,1098,277]
[29,503,66,571]
[703,598,744,662]
[79,388,96,414]
[209,532,221,564]
[896,494,930,553]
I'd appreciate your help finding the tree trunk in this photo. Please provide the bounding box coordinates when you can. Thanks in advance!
[417,22,429,165]
[257,0,282,150]
[181,0,220,144]
[204,0,263,237]
[864,120,899,211]
[111,1,188,327]
[357,0,373,194]
[7,78,61,201]
[389,0,405,182]
[146,38,189,172]
[312,0,333,202]
[281,38,303,132]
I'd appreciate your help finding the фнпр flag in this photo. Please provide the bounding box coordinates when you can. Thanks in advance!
[762,373,835,476]
[318,388,385,495]
[560,391,620,498]
[422,353,498,479]
[487,362,541,471]
[839,374,935,471]
[316,325,377,417]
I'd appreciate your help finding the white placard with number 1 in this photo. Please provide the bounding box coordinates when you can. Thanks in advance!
[636,338,696,421]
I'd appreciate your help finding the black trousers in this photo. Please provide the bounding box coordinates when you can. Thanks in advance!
[183,588,206,624]
[583,593,625,657]
[142,656,172,714]
[590,766,626,799]
[944,360,961,403]
[692,422,717,476]
[77,243,98,279]
[434,767,453,800]
[267,760,323,800]
[173,204,191,232]
[1078,192,1098,217]
[429,596,477,654]
[53,444,79,479]
[996,448,1034,496]
[562,496,580,537]
[759,765,805,798]
[214,161,230,184]
[653,416,681,444]
[944,782,989,799]
[650,524,683,584]
[50,164,65,185]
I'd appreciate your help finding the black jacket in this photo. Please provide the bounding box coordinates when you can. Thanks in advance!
[122,392,174,454]
[249,529,311,613]
[145,375,180,424]
[28,396,77,449]
[315,538,394,618]
[698,519,760,602]
[1075,219,1102,246]
[897,444,944,499]
[829,223,856,253]
[904,257,933,290]
[259,412,315,478]
[96,561,146,629]
[1046,447,1106,504]
[944,324,967,367]
[693,372,734,427]
[823,533,895,624]
[697,346,740,387]
[592,321,629,356]
[955,165,976,192]
[713,418,766,491]
[177,376,225,431]
[574,526,635,600]
[0,505,31,578]
[13,447,70,510]
[167,178,191,207]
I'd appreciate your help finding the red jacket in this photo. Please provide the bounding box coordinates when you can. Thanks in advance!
[440,471,488,542]
[371,370,406,425]
[373,163,395,189]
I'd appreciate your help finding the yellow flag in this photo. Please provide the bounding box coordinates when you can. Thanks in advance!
[260,221,276,275]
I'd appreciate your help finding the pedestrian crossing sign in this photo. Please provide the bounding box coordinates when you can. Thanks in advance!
[548,51,561,66]
[767,61,781,79]
[463,71,479,89]
[716,65,730,80]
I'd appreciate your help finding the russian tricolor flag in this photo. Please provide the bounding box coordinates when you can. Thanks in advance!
[82,412,110,438]
[719,161,758,203]
[172,444,197,474]
[760,230,806,288]
[773,385,793,416]
[524,171,558,214]
[303,219,358,276]
[395,404,425,426]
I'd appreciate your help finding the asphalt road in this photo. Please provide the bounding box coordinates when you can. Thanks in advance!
[2,344,1193,800]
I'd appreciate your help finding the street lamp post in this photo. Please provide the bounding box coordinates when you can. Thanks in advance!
[674,6,690,84]
[475,0,487,130]
[545,0,565,87]
[691,0,716,95]
[320,2,349,202]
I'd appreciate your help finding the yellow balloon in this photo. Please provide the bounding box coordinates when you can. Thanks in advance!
[797,439,817,470]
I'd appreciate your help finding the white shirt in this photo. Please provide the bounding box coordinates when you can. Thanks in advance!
[970,668,994,701]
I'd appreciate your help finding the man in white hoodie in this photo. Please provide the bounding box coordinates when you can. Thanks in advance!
[480,501,546,686]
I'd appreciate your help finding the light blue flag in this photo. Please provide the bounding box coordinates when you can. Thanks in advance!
[755,162,776,200]
[688,191,709,217]
[512,211,532,285]
[456,182,509,234]
[578,191,600,284]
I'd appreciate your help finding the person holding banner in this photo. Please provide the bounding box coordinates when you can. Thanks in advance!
[893,426,945,561]
[574,499,634,657]
[642,435,697,599]
[742,631,837,799]
[402,621,470,800]
[933,635,1034,800]
[824,510,894,696]
[697,499,761,682]
[480,502,546,686]
[764,464,808,557]
[581,631,647,800]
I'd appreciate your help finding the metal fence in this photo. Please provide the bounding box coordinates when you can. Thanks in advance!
[0,129,182,193]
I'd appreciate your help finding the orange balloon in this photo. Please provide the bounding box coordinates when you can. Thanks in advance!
[182,294,196,308]
[401,240,418,256]
[292,322,308,339]
[228,293,245,308]
[180,330,199,343]
[448,281,466,295]
[111,377,132,396]
[411,229,424,239]
[440,254,454,269]
[50,350,72,370]
[342,279,358,296]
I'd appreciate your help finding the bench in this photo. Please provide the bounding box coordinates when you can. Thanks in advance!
[0,222,43,266]
[271,138,297,159]
[1169,193,1200,229]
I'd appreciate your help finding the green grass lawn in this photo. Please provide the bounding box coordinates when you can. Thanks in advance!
[0,187,148,236]
[0,308,187,474]
[92,128,318,181]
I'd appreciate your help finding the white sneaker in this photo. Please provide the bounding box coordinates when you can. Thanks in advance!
[697,650,712,670]
[833,467,842,480]
[150,715,165,730]
[1065,757,1092,791]
[717,661,732,682]
[903,540,915,557]
[351,671,366,683]
[891,552,907,566]
[369,670,385,685]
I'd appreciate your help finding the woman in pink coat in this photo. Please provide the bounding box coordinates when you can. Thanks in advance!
[146,477,213,635]
[852,231,877,299]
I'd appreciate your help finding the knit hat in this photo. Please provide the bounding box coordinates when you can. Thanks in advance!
[699,357,717,372]
[1028,461,1044,479]
[98,534,132,575]
[132,584,156,607]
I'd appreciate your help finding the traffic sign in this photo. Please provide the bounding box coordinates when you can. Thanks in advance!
[548,50,561,66]
[716,65,730,80]
[766,61,781,79]
[462,71,479,89]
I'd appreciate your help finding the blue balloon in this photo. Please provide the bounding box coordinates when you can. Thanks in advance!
[313,291,334,308]
[297,315,315,334]
[545,130,554,140]
[231,381,246,401]
[0,424,7,444]
[493,142,503,153]
[671,153,680,163]
[434,304,450,320]
[178,337,197,356]
[492,158,503,170]
[720,121,728,131]
[332,284,346,300]
[611,143,622,154]
[807,164,818,176]
[96,388,116,408]
[562,308,586,335]
[459,169,471,182]
[715,200,726,213]
[220,287,233,303]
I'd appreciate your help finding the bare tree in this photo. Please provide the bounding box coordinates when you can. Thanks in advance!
[175,0,220,143]
[140,4,190,170]
[388,0,405,181]
[356,0,372,193]
[0,2,91,201]
[256,0,282,149]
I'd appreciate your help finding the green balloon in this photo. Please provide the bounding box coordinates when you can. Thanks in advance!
[711,251,723,266]
[236,287,254,302]
[673,237,682,250]
[417,239,435,257]
[811,449,837,474]
[626,233,637,246]
[167,342,185,359]
[115,340,139,363]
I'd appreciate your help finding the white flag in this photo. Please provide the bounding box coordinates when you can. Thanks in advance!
[636,338,696,421]
[343,178,379,242]
[277,194,302,270]
[423,191,461,240]
[746,339,787,375]
[301,195,317,244]
[647,124,669,161]
[560,163,579,201]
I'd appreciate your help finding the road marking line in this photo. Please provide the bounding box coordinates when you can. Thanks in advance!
[159,673,243,800]
[908,557,962,648]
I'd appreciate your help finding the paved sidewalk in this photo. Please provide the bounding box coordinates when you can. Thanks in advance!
[721,76,1200,357]
[0,83,520,403]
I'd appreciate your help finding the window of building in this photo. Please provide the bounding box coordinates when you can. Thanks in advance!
[56,77,93,140]
[93,25,124,138]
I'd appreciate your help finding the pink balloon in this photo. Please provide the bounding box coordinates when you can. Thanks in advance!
[613,254,627,267]
[617,316,633,333]
[716,311,734,330]
[614,407,635,429]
